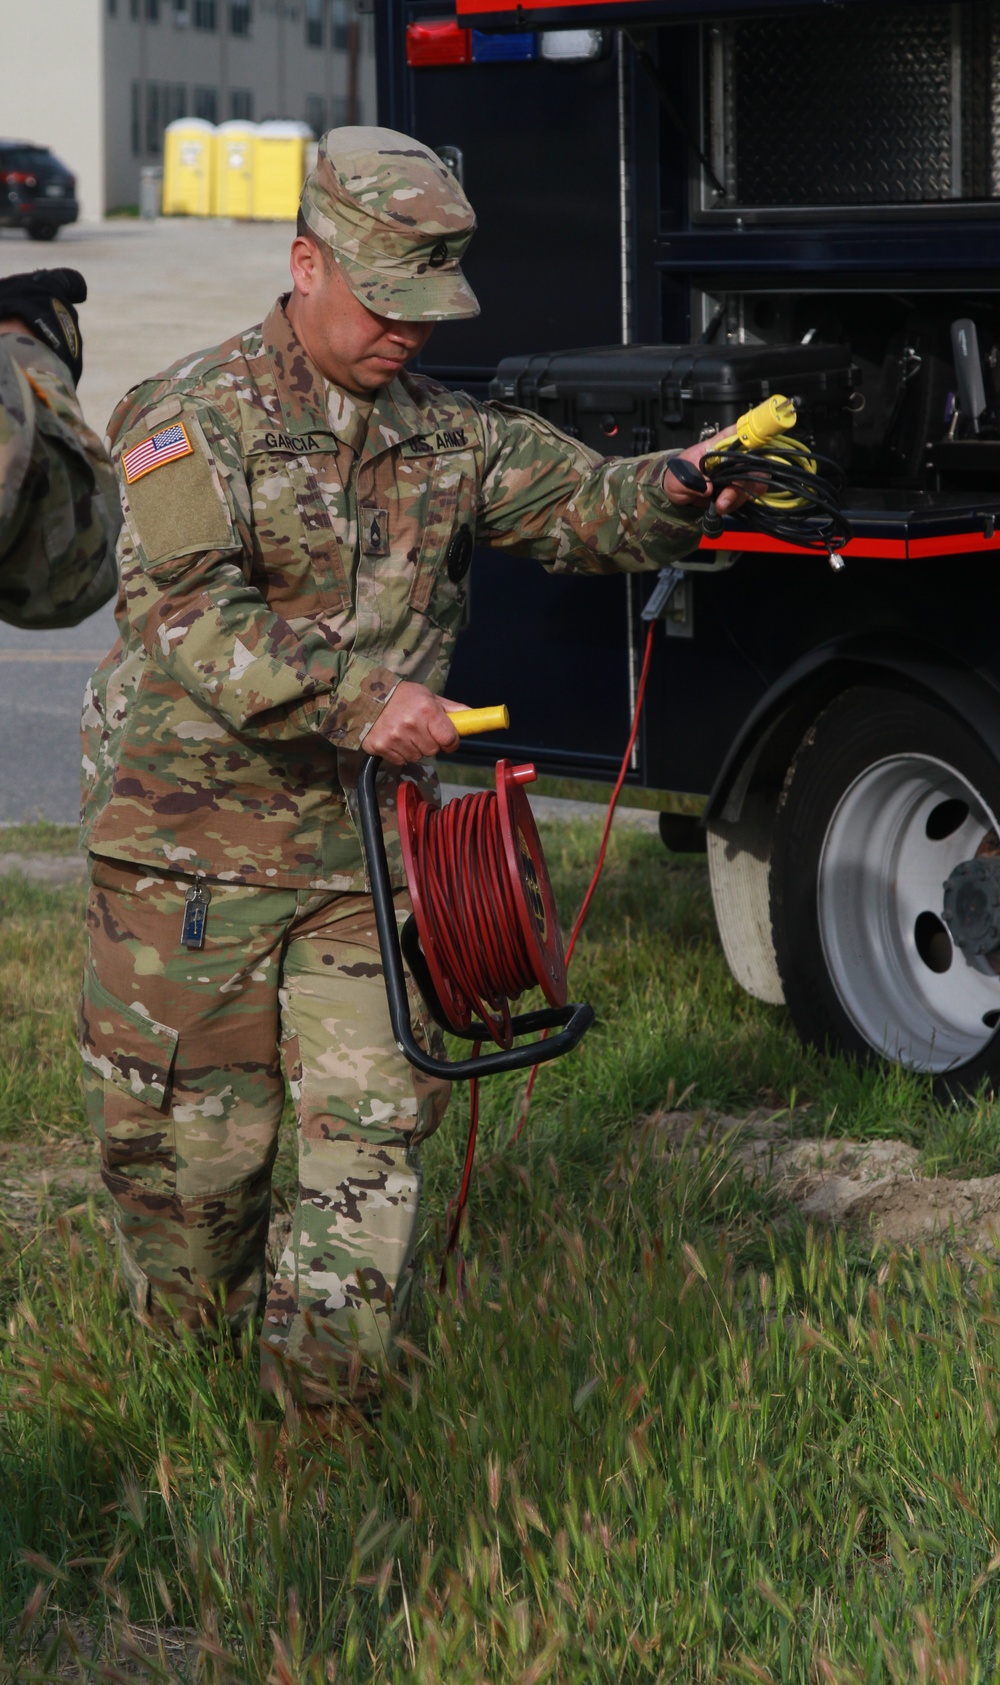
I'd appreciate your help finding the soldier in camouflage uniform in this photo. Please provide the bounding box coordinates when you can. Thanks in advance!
[0,268,118,627]
[79,127,742,1417]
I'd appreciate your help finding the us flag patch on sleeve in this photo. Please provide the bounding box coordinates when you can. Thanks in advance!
[122,423,194,484]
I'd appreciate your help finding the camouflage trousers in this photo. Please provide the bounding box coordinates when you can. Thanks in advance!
[79,855,450,1404]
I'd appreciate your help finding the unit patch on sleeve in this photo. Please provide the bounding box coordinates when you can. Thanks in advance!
[122,423,195,484]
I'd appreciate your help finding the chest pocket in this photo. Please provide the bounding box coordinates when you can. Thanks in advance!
[407,456,473,632]
[247,449,350,616]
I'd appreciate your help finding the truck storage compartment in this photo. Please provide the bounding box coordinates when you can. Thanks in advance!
[489,343,857,467]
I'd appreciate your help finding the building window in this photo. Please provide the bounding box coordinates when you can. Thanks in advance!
[194,86,219,122]
[305,0,323,48]
[146,0,160,18]
[174,0,189,22]
[194,0,216,28]
[229,0,251,34]
[133,81,185,153]
[108,0,118,15]
[230,88,254,119]
[329,93,348,128]
[131,0,139,16]
[145,83,162,153]
[305,95,325,136]
[331,0,349,50]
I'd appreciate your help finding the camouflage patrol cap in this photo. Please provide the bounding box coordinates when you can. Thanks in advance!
[300,125,479,322]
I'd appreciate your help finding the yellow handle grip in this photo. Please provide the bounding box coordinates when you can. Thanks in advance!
[447,705,510,737]
[735,394,797,449]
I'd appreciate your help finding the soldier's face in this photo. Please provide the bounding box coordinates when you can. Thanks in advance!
[287,236,435,394]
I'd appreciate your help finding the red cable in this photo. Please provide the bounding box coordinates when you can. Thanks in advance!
[440,1055,480,1288]
[429,615,658,1268]
[510,616,657,1143]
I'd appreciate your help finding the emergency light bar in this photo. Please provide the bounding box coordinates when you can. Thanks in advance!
[406,19,540,64]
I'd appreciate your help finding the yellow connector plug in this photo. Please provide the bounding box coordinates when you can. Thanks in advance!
[735,394,797,450]
[448,705,510,737]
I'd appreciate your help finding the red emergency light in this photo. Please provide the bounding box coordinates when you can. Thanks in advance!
[406,19,474,65]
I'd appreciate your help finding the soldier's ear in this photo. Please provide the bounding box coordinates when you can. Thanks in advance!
[290,236,322,298]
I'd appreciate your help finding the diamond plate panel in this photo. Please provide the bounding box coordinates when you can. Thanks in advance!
[722,6,955,206]
[991,7,1000,194]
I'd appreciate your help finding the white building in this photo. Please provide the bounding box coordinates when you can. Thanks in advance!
[0,0,375,219]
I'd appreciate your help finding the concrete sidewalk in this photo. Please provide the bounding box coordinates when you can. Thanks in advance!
[0,219,298,824]
[2,216,296,439]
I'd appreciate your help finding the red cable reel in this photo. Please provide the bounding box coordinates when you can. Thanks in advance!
[398,759,567,1049]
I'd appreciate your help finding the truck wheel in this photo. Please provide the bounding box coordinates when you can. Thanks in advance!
[770,686,1000,1091]
[26,222,58,241]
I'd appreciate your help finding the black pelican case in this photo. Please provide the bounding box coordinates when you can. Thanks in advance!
[488,342,858,466]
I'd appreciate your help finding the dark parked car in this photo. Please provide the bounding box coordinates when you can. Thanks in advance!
[0,142,78,241]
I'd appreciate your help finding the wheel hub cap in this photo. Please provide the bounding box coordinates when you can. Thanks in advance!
[818,754,1000,1071]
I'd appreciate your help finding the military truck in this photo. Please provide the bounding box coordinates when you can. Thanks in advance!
[377,0,1000,1093]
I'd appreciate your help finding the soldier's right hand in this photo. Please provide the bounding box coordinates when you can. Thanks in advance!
[363,681,465,765]
[0,267,86,385]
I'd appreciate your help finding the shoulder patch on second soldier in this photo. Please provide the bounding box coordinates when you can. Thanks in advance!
[120,410,235,565]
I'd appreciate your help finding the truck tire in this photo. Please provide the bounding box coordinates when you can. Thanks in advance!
[770,686,1000,1092]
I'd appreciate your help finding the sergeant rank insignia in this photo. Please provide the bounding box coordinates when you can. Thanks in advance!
[122,423,194,484]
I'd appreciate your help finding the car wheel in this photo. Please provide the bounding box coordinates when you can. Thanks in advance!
[26,223,58,241]
[770,685,1000,1093]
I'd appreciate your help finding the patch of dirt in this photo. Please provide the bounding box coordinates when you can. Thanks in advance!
[15,1614,202,1682]
[0,1135,104,1242]
[0,852,86,884]
[0,1135,294,1278]
[641,1108,1000,1255]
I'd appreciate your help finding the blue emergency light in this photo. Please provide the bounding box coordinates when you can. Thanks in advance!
[471,29,538,61]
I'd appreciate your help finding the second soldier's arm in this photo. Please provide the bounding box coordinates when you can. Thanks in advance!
[0,332,119,628]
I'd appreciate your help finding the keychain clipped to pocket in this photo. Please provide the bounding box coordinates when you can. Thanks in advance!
[180,882,210,949]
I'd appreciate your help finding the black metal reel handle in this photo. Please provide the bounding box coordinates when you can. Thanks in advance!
[357,754,595,1081]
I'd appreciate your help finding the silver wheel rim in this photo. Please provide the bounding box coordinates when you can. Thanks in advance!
[818,753,1000,1072]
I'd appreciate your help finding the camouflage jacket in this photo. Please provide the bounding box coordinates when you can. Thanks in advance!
[0,332,119,629]
[82,298,703,889]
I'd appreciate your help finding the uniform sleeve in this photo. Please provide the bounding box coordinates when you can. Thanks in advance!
[113,397,398,751]
[471,400,704,573]
[0,332,119,628]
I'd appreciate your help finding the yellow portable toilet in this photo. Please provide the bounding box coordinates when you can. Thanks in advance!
[252,120,312,221]
[162,118,215,217]
[213,121,256,219]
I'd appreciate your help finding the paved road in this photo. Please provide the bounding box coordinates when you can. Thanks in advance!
[0,218,293,823]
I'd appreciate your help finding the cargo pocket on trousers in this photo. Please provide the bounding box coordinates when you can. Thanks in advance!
[78,967,179,1192]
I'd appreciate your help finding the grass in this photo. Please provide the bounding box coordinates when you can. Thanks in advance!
[0,820,81,856]
[5,826,1000,1678]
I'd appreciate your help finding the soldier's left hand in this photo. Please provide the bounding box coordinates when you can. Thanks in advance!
[663,434,761,514]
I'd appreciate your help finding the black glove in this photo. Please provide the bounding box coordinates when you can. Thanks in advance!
[0,267,86,385]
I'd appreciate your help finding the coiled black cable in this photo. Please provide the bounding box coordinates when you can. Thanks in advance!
[694,438,853,556]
